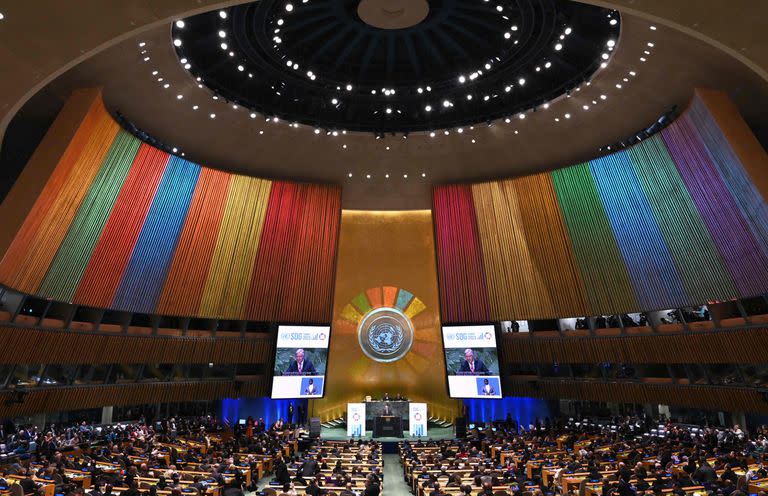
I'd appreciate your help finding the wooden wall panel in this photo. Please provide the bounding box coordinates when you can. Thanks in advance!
[500,328,768,364]
[0,326,272,364]
[0,380,270,417]
[505,379,768,413]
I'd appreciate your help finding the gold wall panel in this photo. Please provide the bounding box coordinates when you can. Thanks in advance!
[312,210,459,421]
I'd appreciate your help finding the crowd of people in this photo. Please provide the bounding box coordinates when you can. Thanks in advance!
[401,416,768,496]
[0,415,301,496]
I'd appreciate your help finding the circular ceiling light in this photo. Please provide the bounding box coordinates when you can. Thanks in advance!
[358,0,429,30]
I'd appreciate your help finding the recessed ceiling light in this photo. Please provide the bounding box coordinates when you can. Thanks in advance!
[366,174,371,179]
[616,83,622,89]
[173,39,182,47]
[250,113,257,118]
[314,129,320,134]
[139,42,145,47]
[564,113,571,119]
[285,3,294,12]
[163,83,170,89]
[277,19,284,26]
[583,105,589,110]
[647,42,655,47]
[600,94,607,100]
[429,132,436,138]
[219,10,227,19]
[220,43,228,50]
[238,65,244,71]
[348,173,353,178]
[210,113,216,119]
[385,174,390,178]
[554,43,563,51]
[184,63,191,70]
[421,172,426,177]
[143,57,150,62]
[175,20,185,28]
[192,105,199,110]
[219,30,226,38]
[564,27,572,35]
[346,84,353,91]
[512,25,518,31]
[607,39,616,47]
[176,94,183,100]
[332,98,339,105]
[518,113,525,119]
[650,25,657,30]
[518,78,526,85]
[504,32,511,39]
[471,139,476,143]
[425,105,432,112]
[609,18,617,25]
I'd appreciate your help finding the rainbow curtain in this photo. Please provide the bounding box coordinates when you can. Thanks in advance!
[0,97,341,322]
[434,94,768,322]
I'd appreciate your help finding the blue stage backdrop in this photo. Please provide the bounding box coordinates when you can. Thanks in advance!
[464,396,557,428]
[219,397,308,427]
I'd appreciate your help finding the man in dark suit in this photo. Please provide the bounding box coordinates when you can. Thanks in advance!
[287,403,294,424]
[300,455,321,477]
[459,349,490,375]
[285,349,317,375]
[383,404,392,416]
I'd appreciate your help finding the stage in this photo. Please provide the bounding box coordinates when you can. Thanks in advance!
[320,425,455,441]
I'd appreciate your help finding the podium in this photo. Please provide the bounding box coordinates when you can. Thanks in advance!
[373,415,403,437]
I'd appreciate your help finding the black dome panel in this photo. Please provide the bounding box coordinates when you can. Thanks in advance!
[173,0,619,133]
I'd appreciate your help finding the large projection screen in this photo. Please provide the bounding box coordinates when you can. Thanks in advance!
[271,325,331,399]
[441,324,502,399]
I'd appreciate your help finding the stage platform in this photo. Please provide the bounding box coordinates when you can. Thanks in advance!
[320,425,455,441]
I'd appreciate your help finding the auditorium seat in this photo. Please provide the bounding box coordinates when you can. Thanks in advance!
[127,326,153,335]
[534,330,560,337]
[688,320,715,331]
[217,331,241,338]
[564,329,591,337]
[657,323,684,333]
[14,314,37,326]
[157,327,182,337]
[99,323,123,333]
[40,317,65,328]
[187,329,213,337]
[750,313,768,324]
[595,327,622,336]
[718,317,747,327]
[623,326,650,335]
[69,320,96,331]
[641,377,673,383]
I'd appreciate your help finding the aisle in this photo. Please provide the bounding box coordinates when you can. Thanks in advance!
[383,453,412,496]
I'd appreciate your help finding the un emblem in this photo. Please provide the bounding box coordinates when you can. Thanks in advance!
[357,307,415,363]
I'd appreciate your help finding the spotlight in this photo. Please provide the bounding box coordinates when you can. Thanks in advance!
[219,30,226,38]
[555,43,563,51]
[219,10,227,19]
[518,78,526,85]
[607,39,616,47]
[458,75,466,83]
[425,105,432,112]
[175,20,185,28]
[346,84,353,91]
[610,18,618,25]
[285,3,294,12]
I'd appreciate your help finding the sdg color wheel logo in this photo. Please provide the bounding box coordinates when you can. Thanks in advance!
[340,286,427,364]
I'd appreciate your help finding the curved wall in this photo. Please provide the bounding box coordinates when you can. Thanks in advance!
[0,93,341,322]
[434,90,768,321]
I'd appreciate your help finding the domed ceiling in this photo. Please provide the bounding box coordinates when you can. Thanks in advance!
[3,1,768,210]
[172,0,619,133]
